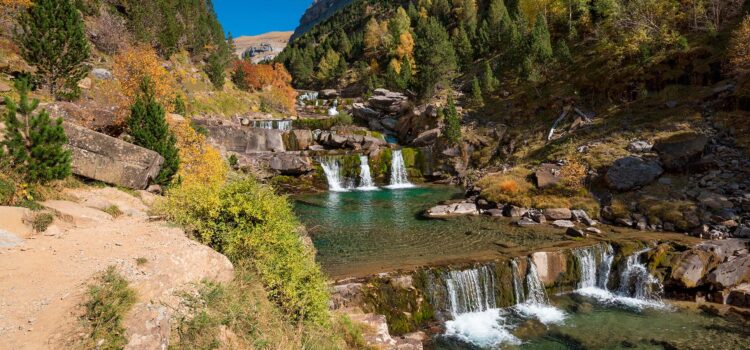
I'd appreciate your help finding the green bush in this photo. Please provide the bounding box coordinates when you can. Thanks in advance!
[158,177,330,325]
[30,212,55,232]
[292,112,353,130]
[83,267,137,350]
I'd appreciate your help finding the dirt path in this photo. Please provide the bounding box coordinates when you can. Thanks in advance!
[0,187,233,350]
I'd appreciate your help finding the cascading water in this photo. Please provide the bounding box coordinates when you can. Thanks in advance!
[597,244,614,289]
[357,156,377,191]
[617,248,663,300]
[386,150,414,189]
[251,120,292,130]
[320,158,348,192]
[524,259,549,305]
[515,258,566,325]
[328,99,339,116]
[443,265,497,316]
[510,259,524,305]
[277,120,292,131]
[573,247,598,289]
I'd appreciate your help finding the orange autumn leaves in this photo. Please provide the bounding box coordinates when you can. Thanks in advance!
[114,46,176,109]
[232,61,297,114]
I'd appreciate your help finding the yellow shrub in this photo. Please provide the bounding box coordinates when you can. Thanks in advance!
[113,46,175,111]
[172,120,227,187]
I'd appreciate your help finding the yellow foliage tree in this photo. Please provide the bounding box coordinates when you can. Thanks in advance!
[172,120,227,188]
[728,15,750,77]
[113,46,176,111]
[364,17,384,57]
[0,0,31,6]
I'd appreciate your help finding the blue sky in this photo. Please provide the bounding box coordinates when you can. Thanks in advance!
[213,0,311,37]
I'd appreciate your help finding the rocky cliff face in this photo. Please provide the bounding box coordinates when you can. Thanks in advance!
[292,0,356,40]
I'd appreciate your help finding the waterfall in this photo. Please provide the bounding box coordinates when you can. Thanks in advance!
[357,156,377,191]
[510,259,524,305]
[430,265,498,318]
[320,158,348,192]
[524,259,549,305]
[277,120,292,131]
[597,244,614,289]
[617,248,663,300]
[574,247,598,289]
[251,120,291,130]
[328,99,339,116]
[386,150,414,189]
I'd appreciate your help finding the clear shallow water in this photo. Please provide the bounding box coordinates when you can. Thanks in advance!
[429,294,749,350]
[294,186,565,278]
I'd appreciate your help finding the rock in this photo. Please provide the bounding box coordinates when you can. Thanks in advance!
[698,191,734,211]
[351,103,381,120]
[706,256,750,289]
[517,218,539,227]
[63,122,164,190]
[0,81,11,92]
[665,100,678,108]
[526,210,547,224]
[453,202,480,215]
[485,209,504,217]
[534,163,562,189]
[566,227,587,238]
[505,205,528,218]
[653,133,709,171]
[347,313,397,348]
[331,283,364,310]
[727,284,750,308]
[269,154,313,175]
[283,129,314,151]
[197,122,286,153]
[586,227,602,234]
[734,226,750,238]
[368,89,409,114]
[319,89,339,99]
[91,68,113,80]
[671,252,710,288]
[67,187,150,218]
[543,208,572,220]
[552,220,576,228]
[0,229,24,248]
[531,251,568,286]
[412,128,440,147]
[167,113,185,124]
[604,156,663,191]
[42,200,113,226]
[381,118,398,131]
[425,202,479,218]
[627,140,653,153]
[0,206,33,239]
[571,210,596,226]
[77,77,92,90]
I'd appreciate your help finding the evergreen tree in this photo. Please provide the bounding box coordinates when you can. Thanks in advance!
[316,48,342,84]
[469,77,484,108]
[453,26,474,72]
[205,49,226,90]
[475,20,491,57]
[442,96,462,144]
[2,80,71,184]
[15,0,90,99]
[231,62,249,90]
[555,39,573,63]
[173,96,187,116]
[414,17,457,98]
[334,29,352,57]
[481,61,499,93]
[488,0,512,50]
[431,0,451,21]
[127,78,180,186]
[529,14,553,63]
[461,0,478,35]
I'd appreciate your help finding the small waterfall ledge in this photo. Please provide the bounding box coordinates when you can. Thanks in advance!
[332,242,673,349]
[318,151,415,192]
[386,149,415,189]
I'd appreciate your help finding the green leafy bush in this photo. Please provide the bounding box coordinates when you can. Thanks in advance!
[30,212,54,232]
[158,177,330,325]
[83,267,137,350]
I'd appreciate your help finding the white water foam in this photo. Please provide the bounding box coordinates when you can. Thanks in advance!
[357,155,378,191]
[320,158,349,192]
[514,303,567,325]
[444,309,521,348]
[575,287,669,311]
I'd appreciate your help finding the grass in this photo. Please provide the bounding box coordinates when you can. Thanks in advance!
[30,212,55,232]
[135,257,148,266]
[102,205,123,218]
[82,266,137,350]
[170,264,367,350]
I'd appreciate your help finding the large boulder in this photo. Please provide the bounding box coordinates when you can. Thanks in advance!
[351,103,381,121]
[412,128,440,147]
[543,208,572,220]
[319,89,339,100]
[653,133,709,171]
[283,129,314,151]
[605,156,663,191]
[202,124,285,153]
[368,88,409,114]
[63,122,163,190]
[269,154,313,175]
[425,202,479,218]
[706,256,750,289]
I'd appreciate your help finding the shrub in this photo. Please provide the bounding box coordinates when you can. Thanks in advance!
[728,15,750,77]
[30,212,54,232]
[2,80,71,184]
[172,120,227,188]
[127,79,180,186]
[232,62,297,113]
[82,267,136,350]
[87,5,129,54]
[158,177,330,324]
[103,205,122,218]
[113,46,175,110]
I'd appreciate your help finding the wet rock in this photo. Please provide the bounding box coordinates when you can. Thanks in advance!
[534,163,562,189]
[351,103,381,120]
[425,202,479,218]
[605,156,663,191]
[706,255,750,289]
[653,133,709,171]
[552,220,575,228]
[543,208,572,220]
[628,140,653,153]
[586,227,602,235]
[572,210,596,226]
[63,122,164,190]
[283,129,314,151]
[368,89,409,114]
[411,128,440,147]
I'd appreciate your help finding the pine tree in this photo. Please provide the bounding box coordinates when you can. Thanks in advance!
[529,14,553,63]
[173,95,187,115]
[2,79,71,184]
[469,77,484,108]
[127,78,180,186]
[15,0,90,99]
[415,17,457,98]
[442,96,462,144]
[488,0,512,50]
[475,20,491,57]
[453,26,474,72]
[481,61,499,93]
[460,0,478,34]
[316,48,342,84]
[205,49,226,90]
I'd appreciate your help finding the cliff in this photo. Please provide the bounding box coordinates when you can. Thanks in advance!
[291,0,355,40]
